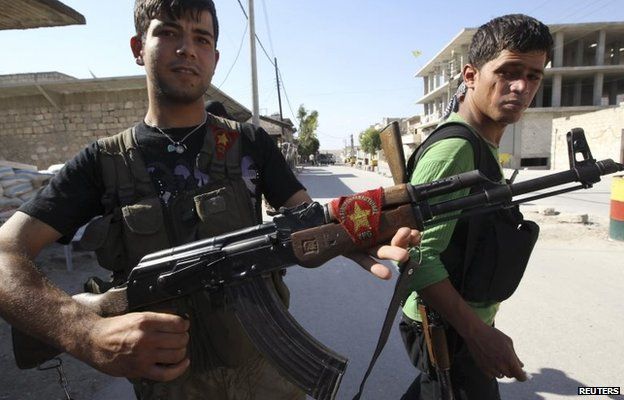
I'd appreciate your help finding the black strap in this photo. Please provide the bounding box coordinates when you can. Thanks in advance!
[352,259,419,400]
[406,122,483,179]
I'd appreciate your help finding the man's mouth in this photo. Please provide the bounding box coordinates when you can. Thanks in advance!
[171,66,199,75]
[502,100,524,109]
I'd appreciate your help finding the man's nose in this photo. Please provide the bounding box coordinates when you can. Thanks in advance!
[176,36,196,58]
[510,77,528,94]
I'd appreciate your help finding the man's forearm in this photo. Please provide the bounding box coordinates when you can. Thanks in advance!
[0,250,99,360]
[418,278,486,337]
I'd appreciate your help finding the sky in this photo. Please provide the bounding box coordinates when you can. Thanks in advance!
[2,0,624,150]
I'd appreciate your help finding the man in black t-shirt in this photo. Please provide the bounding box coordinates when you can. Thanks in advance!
[0,0,419,398]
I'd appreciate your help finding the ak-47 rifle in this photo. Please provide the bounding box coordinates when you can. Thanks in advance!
[12,128,622,400]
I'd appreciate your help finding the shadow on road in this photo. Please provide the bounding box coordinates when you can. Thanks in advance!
[499,367,621,400]
[298,168,358,199]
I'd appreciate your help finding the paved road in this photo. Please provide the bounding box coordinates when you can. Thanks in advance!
[93,165,624,400]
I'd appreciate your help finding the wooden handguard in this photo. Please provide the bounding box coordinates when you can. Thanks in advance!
[291,204,418,268]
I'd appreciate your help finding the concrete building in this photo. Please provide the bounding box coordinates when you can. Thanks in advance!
[415,21,624,169]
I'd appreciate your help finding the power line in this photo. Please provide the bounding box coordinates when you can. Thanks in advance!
[235,0,275,67]
[260,0,276,59]
[278,68,297,122]
[235,0,297,122]
[217,21,248,88]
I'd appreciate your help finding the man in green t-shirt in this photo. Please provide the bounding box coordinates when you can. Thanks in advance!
[401,14,553,400]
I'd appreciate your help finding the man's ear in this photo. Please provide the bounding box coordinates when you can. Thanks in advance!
[462,64,478,88]
[130,35,144,66]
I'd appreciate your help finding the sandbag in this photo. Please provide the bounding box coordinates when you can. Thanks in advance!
[0,166,14,179]
[3,182,34,198]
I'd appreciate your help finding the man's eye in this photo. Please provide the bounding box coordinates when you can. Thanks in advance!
[197,37,212,46]
[499,70,515,79]
[528,74,542,81]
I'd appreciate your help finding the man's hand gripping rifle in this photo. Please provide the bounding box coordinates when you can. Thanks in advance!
[12,128,623,400]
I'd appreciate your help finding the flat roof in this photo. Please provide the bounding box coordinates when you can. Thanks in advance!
[0,74,253,122]
[416,21,624,77]
[0,0,85,30]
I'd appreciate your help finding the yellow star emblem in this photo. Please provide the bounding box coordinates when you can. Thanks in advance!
[349,203,371,232]
[217,132,229,146]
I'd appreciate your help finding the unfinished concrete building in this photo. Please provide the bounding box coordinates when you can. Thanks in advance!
[415,21,624,169]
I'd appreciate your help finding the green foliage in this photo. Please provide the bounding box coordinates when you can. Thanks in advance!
[297,104,320,158]
[359,127,381,155]
[299,137,319,158]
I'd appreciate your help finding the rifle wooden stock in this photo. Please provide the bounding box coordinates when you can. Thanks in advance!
[380,121,408,185]
[13,287,129,369]
[292,205,418,267]
[419,304,455,400]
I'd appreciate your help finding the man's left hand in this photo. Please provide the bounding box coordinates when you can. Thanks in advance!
[346,227,421,279]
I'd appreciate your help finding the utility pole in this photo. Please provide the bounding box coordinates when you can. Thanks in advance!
[248,0,260,126]
[274,57,285,137]
[350,133,354,157]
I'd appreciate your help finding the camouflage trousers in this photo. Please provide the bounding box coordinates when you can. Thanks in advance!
[132,353,305,400]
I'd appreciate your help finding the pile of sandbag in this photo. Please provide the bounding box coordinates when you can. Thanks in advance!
[0,164,54,223]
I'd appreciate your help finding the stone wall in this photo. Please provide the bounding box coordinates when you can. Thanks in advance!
[497,107,615,169]
[551,104,624,170]
[0,72,75,85]
[0,89,148,169]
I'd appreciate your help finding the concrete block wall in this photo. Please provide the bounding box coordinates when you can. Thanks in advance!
[0,89,147,169]
[516,113,554,158]
[551,105,624,170]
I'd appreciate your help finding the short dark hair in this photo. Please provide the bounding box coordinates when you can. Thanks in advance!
[469,14,553,69]
[134,0,219,45]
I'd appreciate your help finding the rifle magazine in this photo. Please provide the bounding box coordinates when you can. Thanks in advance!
[227,276,347,400]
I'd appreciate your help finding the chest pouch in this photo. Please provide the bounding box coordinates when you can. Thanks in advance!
[444,206,539,303]
[80,196,168,278]
[168,178,257,245]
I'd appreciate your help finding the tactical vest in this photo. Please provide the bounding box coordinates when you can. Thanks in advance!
[80,114,288,369]
[407,122,539,303]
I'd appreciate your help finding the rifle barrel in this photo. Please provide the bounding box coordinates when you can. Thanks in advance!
[427,159,623,219]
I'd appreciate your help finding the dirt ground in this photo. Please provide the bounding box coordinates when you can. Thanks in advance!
[0,214,617,400]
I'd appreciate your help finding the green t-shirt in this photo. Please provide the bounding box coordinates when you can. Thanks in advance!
[402,113,501,325]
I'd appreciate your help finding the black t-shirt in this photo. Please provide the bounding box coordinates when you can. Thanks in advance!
[20,120,305,243]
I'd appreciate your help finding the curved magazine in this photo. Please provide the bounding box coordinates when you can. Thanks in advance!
[227,276,347,400]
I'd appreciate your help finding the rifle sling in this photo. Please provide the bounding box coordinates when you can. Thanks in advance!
[352,258,419,400]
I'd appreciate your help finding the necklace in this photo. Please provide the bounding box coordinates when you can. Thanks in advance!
[149,113,208,154]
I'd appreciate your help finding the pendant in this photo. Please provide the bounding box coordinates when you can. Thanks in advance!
[166,143,186,153]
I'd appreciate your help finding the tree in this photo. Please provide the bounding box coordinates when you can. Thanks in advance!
[296,104,320,159]
[359,127,381,156]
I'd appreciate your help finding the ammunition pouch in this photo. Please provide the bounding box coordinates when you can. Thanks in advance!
[443,206,539,303]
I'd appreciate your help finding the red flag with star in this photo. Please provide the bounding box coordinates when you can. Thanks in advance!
[328,188,383,244]
[212,125,239,160]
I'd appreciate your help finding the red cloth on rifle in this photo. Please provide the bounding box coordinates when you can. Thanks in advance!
[328,188,383,244]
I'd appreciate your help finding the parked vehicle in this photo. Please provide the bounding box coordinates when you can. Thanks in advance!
[317,153,336,165]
